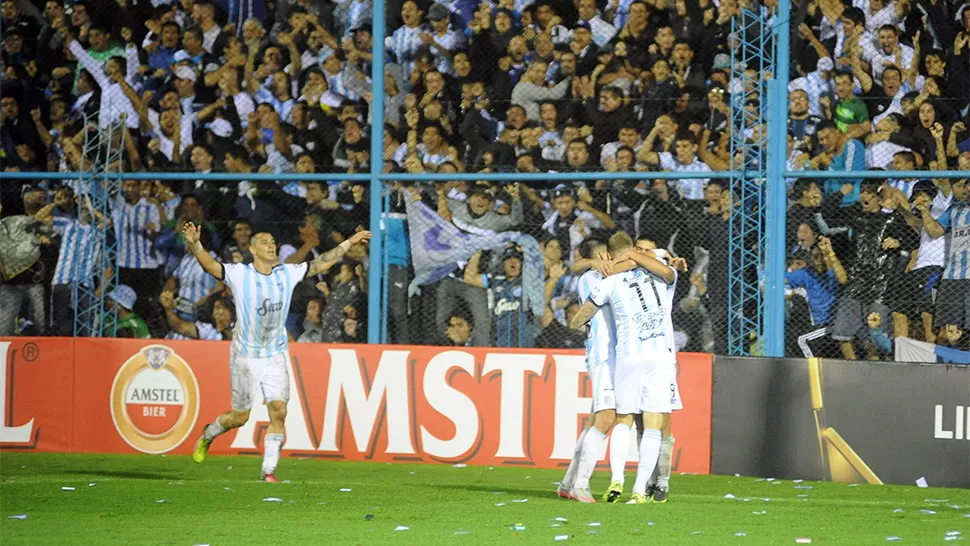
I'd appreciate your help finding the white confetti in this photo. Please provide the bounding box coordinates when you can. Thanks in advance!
[771,481,782,485]
[494,503,506,507]
[282,480,291,484]
[949,505,961,510]
[492,492,506,495]
[886,537,902,541]
[948,532,963,537]
[224,487,231,490]
[893,508,903,513]
[394,525,410,532]
[453,464,466,468]
[61,487,75,491]
[193,544,210,546]
[926,499,949,503]
[690,531,703,535]
[339,488,352,492]
[735,473,741,477]
[511,498,528,503]
[262,497,283,503]
[794,486,813,490]
[409,471,415,475]
[797,494,809,498]
[793,479,803,483]
[554,517,568,522]
[848,484,860,487]
[554,535,569,541]
[454,531,471,535]
[587,522,601,527]
[752,511,767,515]
[916,477,928,488]
[724,494,736,499]
[88,483,96,487]
[226,466,232,470]
[550,524,562,528]
[920,510,937,515]
[7,515,27,520]
[761,498,771,502]
[736,532,747,537]
[945,537,963,542]
[796,539,812,544]
[157,500,167,503]
[648,522,655,526]
[766,477,774,481]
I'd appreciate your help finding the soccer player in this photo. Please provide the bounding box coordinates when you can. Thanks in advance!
[571,231,676,504]
[182,221,371,481]
[557,239,616,503]
[633,238,688,503]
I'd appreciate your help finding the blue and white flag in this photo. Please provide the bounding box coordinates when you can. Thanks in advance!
[895,337,970,365]
[404,191,546,318]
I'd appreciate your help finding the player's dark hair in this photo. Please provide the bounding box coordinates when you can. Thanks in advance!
[579,237,606,260]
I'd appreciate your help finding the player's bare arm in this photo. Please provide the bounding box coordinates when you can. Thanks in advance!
[570,300,600,331]
[308,230,372,277]
[182,222,224,279]
[612,249,676,283]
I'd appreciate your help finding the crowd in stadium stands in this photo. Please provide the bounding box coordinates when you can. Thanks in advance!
[1,0,969,358]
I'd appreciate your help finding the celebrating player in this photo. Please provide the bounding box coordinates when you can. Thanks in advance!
[571,231,676,504]
[182,221,371,481]
[557,239,616,503]
[633,237,688,503]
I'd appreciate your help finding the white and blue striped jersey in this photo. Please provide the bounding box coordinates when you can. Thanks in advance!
[254,87,296,123]
[51,217,100,285]
[611,0,636,30]
[389,25,423,89]
[577,270,615,370]
[939,203,970,281]
[222,262,308,357]
[658,152,712,201]
[661,267,679,354]
[589,268,670,360]
[113,197,161,269]
[168,321,224,341]
[173,251,219,308]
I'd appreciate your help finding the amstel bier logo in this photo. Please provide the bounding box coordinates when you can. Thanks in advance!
[110,345,200,454]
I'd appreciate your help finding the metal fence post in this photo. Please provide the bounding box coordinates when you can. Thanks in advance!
[367,3,386,345]
[765,0,792,358]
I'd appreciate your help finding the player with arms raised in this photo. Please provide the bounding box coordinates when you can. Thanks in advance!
[183,221,371,481]
[571,232,676,504]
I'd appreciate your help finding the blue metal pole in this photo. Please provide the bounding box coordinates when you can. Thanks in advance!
[764,1,791,358]
[367,2,386,345]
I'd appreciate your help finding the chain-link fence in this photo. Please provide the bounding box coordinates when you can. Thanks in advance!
[2,0,969,358]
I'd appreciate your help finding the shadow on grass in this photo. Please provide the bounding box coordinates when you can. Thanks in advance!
[423,482,560,499]
[60,469,178,481]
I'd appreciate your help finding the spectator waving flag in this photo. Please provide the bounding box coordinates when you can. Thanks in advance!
[403,191,546,318]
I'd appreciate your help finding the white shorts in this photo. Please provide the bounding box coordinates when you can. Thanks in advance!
[669,360,683,411]
[614,352,675,415]
[230,351,291,410]
[588,359,616,413]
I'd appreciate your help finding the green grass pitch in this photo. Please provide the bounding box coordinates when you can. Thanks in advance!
[1,453,967,545]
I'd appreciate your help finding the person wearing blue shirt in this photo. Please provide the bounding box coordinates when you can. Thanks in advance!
[815,121,866,207]
[787,236,846,358]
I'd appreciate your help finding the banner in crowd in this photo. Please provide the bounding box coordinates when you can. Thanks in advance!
[0,338,713,474]
[894,337,970,365]
[711,356,970,488]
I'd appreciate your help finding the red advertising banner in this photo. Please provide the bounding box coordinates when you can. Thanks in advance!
[1,338,713,474]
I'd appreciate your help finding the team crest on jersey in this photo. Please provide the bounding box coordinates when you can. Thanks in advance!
[110,345,200,454]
